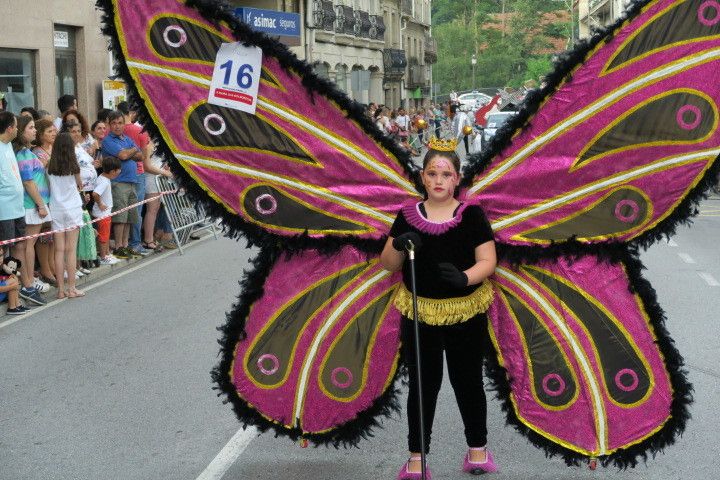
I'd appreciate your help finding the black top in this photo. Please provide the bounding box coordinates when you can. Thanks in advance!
[389,203,494,299]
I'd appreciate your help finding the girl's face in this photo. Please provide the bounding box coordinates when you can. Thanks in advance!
[69,125,83,144]
[39,125,57,146]
[92,122,107,139]
[422,156,459,202]
[22,121,36,144]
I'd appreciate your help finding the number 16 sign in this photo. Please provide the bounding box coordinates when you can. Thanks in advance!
[208,42,262,114]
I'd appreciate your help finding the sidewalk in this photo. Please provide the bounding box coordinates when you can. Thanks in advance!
[1,233,212,317]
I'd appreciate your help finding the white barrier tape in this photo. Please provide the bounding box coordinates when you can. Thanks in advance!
[0,189,178,247]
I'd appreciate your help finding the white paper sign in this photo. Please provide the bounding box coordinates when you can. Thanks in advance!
[54,31,69,48]
[208,42,262,114]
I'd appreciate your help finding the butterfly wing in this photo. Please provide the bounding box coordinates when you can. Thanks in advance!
[488,254,690,467]
[212,245,403,445]
[466,0,720,249]
[99,0,419,243]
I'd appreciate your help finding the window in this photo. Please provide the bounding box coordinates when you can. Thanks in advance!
[0,49,36,114]
[54,25,78,101]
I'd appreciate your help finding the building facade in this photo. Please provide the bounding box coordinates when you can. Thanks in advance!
[575,0,632,38]
[0,1,110,119]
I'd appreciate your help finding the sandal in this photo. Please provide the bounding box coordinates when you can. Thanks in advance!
[142,241,164,252]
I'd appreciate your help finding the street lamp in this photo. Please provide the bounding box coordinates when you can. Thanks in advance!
[471,53,477,92]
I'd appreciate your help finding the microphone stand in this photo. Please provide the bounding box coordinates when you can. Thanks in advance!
[407,240,427,480]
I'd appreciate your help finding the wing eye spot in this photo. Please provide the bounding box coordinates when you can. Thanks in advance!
[676,104,703,130]
[255,193,278,215]
[542,373,567,397]
[257,354,280,375]
[330,367,353,389]
[203,113,226,136]
[614,199,640,223]
[698,1,720,26]
[614,368,640,392]
[162,25,188,48]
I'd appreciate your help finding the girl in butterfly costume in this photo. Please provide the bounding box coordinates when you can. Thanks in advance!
[99,0,717,471]
[380,142,498,478]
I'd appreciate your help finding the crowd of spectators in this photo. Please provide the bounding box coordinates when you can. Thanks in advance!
[0,95,174,314]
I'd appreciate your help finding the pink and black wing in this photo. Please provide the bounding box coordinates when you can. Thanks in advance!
[96,0,420,444]
[487,254,690,468]
[461,0,712,467]
[465,0,720,251]
[212,246,403,445]
[97,0,420,246]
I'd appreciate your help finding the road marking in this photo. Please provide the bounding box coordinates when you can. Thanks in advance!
[677,253,696,264]
[195,427,258,480]
[667,239,678,247]
[697,272,720,287]
[0,237,212,331]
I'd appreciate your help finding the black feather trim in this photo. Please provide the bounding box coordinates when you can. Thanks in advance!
[484,248,693,468]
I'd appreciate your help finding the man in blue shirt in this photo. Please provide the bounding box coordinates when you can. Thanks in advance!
[100,111,145,259]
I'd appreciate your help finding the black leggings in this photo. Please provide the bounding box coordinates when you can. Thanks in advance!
[402,314,489,453]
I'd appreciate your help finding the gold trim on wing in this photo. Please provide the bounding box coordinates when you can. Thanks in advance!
[487,296,601,456]
[523,265,657,410]
[175,153,395,226]
[601,1,717,76]
[494,287,581,412]
[238,182,373,236]
[182,99,322,168]
[572,89,719,171]
[469,47,720,196]
[512,186,654,245]
[495,267,609,454]
[316,285,399,403]
[491,151,717,234]
[241,261,373,391]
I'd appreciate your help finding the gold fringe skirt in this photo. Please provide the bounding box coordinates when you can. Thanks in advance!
[393,281,495,326]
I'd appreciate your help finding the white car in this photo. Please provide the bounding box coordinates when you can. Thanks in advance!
[457,91,492,110]
[481,111,518,148]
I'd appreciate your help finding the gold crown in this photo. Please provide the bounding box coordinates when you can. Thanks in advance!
[428,137,458,152]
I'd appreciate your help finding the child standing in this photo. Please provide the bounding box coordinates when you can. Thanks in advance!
[47,132,84,299]
[92,156,122,265]
[380,141,498,479]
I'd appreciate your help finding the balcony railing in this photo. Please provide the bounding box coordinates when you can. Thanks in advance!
[383,49,407,80]
[424,36,437,64]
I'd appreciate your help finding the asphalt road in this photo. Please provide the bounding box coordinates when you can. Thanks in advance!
[2,198,719,480]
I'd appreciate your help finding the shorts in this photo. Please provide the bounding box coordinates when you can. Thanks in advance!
[25,207,52,226]
[0,217,26,245]
[50,208,84,231]
[96,216,112,243]
[145,173,159,194]
[111,182,139,224]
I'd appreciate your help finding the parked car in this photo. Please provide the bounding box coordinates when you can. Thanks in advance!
[457,91,492,110]
[480,111,518,149]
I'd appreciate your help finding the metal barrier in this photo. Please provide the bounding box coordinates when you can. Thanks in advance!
[155,175,218,254]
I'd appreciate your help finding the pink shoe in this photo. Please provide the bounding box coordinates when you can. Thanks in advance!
[397,457,432,480]
[462,448,498,474]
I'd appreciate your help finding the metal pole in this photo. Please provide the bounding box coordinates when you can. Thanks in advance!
[407,240,427,480]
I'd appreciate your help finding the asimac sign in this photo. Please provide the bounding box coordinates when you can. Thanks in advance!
[234,8,302,47]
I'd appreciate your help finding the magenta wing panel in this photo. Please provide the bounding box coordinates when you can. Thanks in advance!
[470,0,720,246]
[489,256,673,456]
[230,246,402,434]
[111,0,418,240]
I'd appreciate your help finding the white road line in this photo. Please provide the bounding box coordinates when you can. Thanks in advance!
[667,239,678,247]
[0,237,212,331]
[195,427,258,480]
[698,272,720,287]
[677,253,696,264]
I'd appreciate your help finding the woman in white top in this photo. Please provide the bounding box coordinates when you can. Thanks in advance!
[47,132,84,299]
[67,122,98,195]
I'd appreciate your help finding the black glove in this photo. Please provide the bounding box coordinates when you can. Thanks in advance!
[392,232,422,252]
[438,263,468,288]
